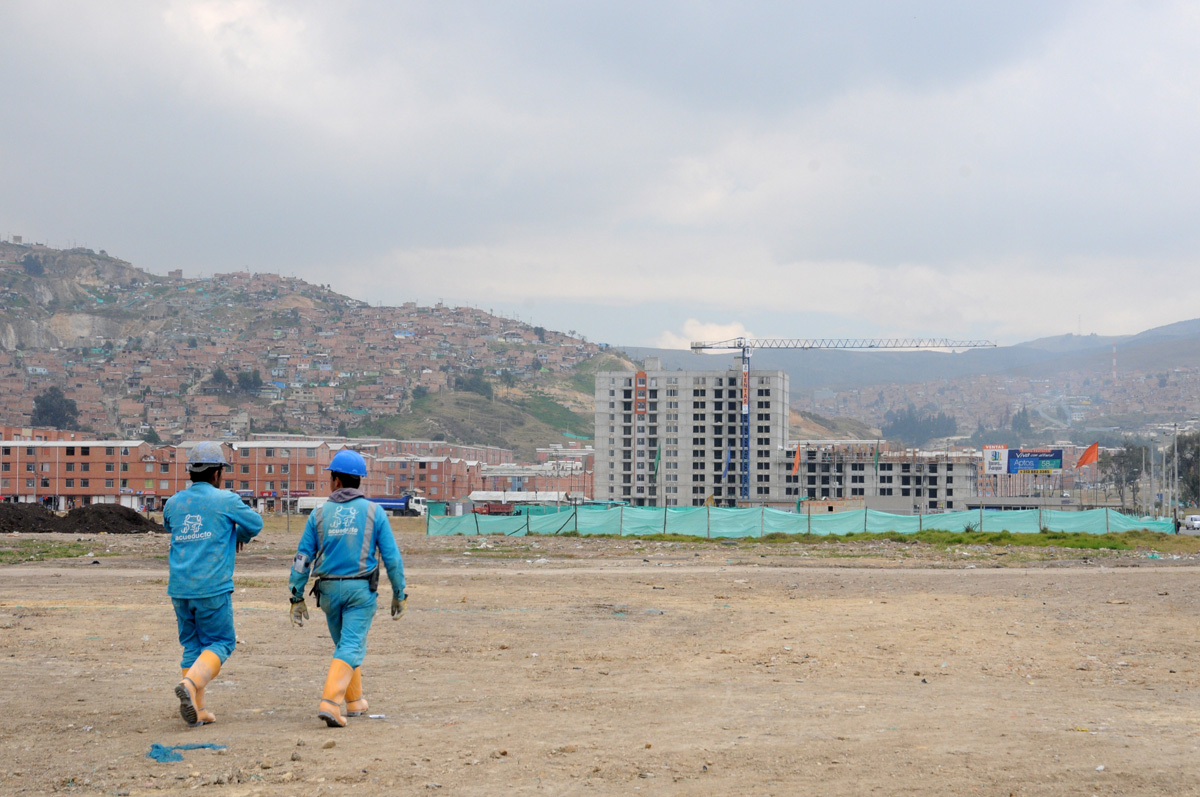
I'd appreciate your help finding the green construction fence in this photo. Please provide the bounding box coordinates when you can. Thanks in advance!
[427,506,1175,537]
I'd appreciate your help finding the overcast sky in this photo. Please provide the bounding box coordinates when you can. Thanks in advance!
[3,1,1198,348]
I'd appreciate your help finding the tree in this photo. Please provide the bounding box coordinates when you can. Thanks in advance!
[20,254,44,276]
[210,367,232,388]
[454,370,493,399]
[1011,405,1032,436]
[1167,431,1200,508]
[881,404,957,447]
[236,370,263,392]
[31,387,79,429]
[533,326,547,343]
[142,427,162,444]
[1100,441,1147,511]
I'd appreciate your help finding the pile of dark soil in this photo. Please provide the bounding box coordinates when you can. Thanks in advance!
[61,504,166,534]
[0,502,60,534]
[0,502,165,534]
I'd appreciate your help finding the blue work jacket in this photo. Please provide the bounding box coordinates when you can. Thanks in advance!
[165,481,264,599]
[290,489,405,600]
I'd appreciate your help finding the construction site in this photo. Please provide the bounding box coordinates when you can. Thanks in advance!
[3,516,1200,794]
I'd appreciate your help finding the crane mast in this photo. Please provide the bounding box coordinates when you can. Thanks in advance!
[688,337,996,502]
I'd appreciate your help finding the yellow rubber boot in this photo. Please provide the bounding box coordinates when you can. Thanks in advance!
[317,658,355,728]
[345,667,368,717]
[176,650,221,727]
[181,668,217,725]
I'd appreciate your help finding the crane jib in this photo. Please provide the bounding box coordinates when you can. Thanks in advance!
[687,336,996,502]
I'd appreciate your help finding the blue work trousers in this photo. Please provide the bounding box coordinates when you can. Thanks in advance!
[172,592,236,668]
[318,579,378,668]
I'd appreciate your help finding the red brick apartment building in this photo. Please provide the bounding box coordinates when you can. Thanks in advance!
[0,438,171,510]
[1,428,590,510]
[377,456,485,502]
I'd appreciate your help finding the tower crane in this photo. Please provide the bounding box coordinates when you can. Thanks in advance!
[689,337,996,501]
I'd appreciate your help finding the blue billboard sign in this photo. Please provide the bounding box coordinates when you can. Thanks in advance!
[1008,449,1063,474]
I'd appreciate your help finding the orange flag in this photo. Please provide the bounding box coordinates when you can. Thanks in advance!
[791,445,803,476]
[1075,442,1099,468]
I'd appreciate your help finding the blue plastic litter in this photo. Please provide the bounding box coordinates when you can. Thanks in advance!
[146,743,227,763]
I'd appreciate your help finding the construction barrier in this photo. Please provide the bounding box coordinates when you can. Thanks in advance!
[427,506,1175,537]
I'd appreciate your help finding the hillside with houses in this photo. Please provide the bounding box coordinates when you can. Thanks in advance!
[0,242,611,457]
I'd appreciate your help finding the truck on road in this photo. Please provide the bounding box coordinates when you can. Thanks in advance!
[367,495,427,517]
[473,502,516,516]
[297,495,427,517]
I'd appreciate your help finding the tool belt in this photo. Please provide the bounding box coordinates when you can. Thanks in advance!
[309,567,380,608]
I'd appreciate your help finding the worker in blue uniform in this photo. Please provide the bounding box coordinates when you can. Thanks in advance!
[164,441,264,727]
[288,449,407,727]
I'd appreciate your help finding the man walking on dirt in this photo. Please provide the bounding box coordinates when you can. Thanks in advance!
[287,449,406,727]
[165,442,264,727]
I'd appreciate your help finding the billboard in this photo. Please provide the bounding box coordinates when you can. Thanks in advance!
[983,445,1008,475]
[1007,448,1063,474]
[982,446,1064,474]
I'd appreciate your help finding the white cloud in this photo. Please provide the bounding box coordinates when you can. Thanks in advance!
[653,320,756,351]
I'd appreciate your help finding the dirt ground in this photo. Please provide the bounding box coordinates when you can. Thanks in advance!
[3,519,1200,795]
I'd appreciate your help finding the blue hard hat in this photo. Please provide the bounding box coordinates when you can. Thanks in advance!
[187,441,229,471]
[326,449,368,477]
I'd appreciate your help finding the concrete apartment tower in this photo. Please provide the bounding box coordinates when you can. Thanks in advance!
[594,357,791,507]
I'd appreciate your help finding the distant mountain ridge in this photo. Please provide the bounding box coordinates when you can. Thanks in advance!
[619,319,1200,391]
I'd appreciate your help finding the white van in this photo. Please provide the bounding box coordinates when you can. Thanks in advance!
[1182,515,1200,533]
[297,496,327,514]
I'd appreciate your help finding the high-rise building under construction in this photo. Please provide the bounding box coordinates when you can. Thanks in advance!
[593,359,791,507]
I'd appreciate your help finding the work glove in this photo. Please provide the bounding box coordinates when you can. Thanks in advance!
[290,599,309,627]
[391,595,407,620]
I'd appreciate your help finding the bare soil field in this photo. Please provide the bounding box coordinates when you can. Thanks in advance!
[3,519,1200,795]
